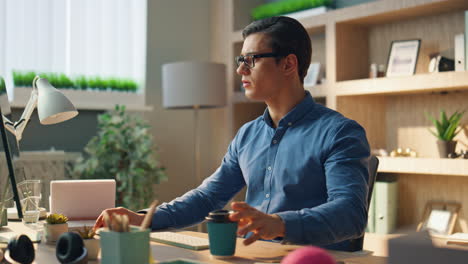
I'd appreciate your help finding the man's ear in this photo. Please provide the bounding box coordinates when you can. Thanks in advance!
[282,54,298,77]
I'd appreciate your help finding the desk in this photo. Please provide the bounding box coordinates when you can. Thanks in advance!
[1,222,387,264]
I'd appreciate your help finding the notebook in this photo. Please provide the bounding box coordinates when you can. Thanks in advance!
[49,179,116,229]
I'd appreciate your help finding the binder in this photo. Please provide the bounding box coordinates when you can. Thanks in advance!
[455,34,465,71]
[375,180,398,234]
[366,190,376,233]
[465,11,468,70]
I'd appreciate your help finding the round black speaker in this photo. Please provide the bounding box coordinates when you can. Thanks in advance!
[56,232,87,263]
[7,234,35,264]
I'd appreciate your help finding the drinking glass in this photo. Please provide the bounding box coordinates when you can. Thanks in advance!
[18,180,42,224]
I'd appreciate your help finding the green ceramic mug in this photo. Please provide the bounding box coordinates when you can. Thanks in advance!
[206,210,238,259]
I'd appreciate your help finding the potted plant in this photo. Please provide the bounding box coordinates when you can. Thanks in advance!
[44,213,68,244]
[251,0,333,20]
[69,105,167,211]
[78,226,100,260]
[426,110,465,158]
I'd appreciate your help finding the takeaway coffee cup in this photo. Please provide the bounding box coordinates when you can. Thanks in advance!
[205,210,238,259]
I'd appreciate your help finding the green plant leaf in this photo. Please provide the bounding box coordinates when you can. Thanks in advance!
[69,105,167,210]
[426,109,465,141]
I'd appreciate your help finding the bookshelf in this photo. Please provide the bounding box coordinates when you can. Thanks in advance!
[213,0,468,243]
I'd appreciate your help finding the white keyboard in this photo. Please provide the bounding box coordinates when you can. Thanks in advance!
[150,232,209,250]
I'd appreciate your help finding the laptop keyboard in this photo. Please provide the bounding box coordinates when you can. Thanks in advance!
[150,232,209,250]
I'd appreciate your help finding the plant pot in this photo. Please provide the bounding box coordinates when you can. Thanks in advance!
[83,238,100,260]
[44,223,68,244]
[437,140,457,158]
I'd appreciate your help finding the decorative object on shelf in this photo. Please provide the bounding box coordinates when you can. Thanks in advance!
[369,63,378,78]
[377,64,386,77]
[69,105,167,211]
[417,201,460,235]
[428,54,455,73]
[448,150,468,159]
[44,213,69,244]
[426,110,465,158]
[454,33,465,72]
[386,39,421,77]
[389,147,417,157]
[251,0,333,20]
[77,226,100,260]
[369,63,386,78]
[371,148,389,157]
[304,62,323,86]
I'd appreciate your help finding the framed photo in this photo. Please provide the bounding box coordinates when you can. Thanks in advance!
[304,62,322,86]
[386,39,421,77]
[417,201,460,235]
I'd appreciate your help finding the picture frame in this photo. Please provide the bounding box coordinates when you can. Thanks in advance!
[304,62,322,86]
[386,39,421,77]
[416,201,460,235]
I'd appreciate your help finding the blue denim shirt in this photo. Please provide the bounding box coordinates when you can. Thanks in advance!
[151,91,370,250]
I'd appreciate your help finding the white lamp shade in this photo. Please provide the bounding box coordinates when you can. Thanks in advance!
[35,78,78,125]
[162,61,227,109]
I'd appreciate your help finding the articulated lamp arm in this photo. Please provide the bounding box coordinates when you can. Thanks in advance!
[2,76,39,142]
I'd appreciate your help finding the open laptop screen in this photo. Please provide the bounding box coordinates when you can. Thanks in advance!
[50,179,116,220]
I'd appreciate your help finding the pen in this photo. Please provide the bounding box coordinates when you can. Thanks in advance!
[140,200,159,230]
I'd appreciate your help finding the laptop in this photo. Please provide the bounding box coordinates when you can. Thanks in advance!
[49,179,116,229]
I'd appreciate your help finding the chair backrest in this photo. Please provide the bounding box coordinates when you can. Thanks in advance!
[347,155,379,252]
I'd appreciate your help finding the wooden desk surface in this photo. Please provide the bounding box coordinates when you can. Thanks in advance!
[1,221,387,264]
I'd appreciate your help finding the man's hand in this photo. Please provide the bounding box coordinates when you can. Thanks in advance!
[229,202,285,246]
[93,207,146,231]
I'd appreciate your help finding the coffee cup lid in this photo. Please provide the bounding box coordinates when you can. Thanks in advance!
[205,210,234,223]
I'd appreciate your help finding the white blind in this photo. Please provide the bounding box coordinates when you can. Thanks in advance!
[0,0,147,91]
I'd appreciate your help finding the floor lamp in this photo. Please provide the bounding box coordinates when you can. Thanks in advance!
[162,61,226,229]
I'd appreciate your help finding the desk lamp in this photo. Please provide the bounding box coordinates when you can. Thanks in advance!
[162,61,226,204]
[0,76,78,218]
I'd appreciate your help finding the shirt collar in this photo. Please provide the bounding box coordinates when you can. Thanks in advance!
[262,90,315,128]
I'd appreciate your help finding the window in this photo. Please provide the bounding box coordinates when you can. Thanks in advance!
[0,0,147,92]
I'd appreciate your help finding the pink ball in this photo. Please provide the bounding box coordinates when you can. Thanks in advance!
[281,246,335,264]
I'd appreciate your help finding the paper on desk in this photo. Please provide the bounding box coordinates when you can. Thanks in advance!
[0,231,41,243]
[447,233,468,240]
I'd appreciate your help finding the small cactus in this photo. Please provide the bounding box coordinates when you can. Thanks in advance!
[77,226,96,239]
[46,213,68,224]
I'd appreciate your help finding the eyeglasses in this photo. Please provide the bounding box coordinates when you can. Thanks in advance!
[235,52,280,69]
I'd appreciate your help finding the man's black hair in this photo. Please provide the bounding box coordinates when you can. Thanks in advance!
[242,16,312,83]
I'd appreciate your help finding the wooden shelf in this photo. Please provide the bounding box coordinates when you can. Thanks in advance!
[11,87,152,111]
[378,156,468,176]
[335,0,468,25]
[335,72,468,96]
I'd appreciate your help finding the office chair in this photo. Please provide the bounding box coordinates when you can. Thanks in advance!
[348,155,379,252]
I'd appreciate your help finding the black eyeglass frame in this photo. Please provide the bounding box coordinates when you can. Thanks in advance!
[235,52,281,69]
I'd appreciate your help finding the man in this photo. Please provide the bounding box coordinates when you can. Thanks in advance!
[94,16,370,251]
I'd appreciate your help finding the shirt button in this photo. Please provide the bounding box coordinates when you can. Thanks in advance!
[288,122,292,126]
[267,166,272,171]
[266,193,270,198]
[273,140,278,144]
